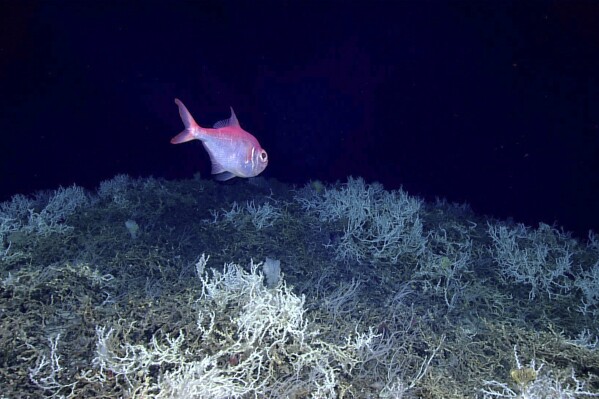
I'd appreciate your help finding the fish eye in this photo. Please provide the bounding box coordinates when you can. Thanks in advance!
[260,150,268,162]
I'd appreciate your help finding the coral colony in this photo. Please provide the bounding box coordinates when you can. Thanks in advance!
[1,175,599,398]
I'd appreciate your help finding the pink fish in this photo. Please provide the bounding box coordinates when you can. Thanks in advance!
[170,98,268,181]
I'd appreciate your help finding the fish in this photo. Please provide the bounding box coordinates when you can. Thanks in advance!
[170,98,268,181]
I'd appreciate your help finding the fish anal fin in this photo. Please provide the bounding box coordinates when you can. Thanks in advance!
[214,171,236,181]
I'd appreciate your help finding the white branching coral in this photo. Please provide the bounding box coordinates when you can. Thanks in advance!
[415,224,474,309]
[481,346,599,398]
[296,177,427,263]
[209,200,283,230]
[26,185,90,236]
[92,254,377,398]
[0,185,90,262]
[575,260,599,315]
[488,222,577,300]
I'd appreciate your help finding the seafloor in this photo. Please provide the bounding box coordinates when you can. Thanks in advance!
[0,175,598,398]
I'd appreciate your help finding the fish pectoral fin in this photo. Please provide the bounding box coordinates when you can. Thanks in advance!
[204,147,228,175]
[214,171,236,181]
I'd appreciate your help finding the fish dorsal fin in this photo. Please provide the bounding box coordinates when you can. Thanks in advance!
[213,107,241,129]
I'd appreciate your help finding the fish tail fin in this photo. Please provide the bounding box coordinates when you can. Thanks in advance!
[171,98,201,144]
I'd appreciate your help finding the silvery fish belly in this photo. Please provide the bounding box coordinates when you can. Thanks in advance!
[200,130,267,180]
[170,98,268,181]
